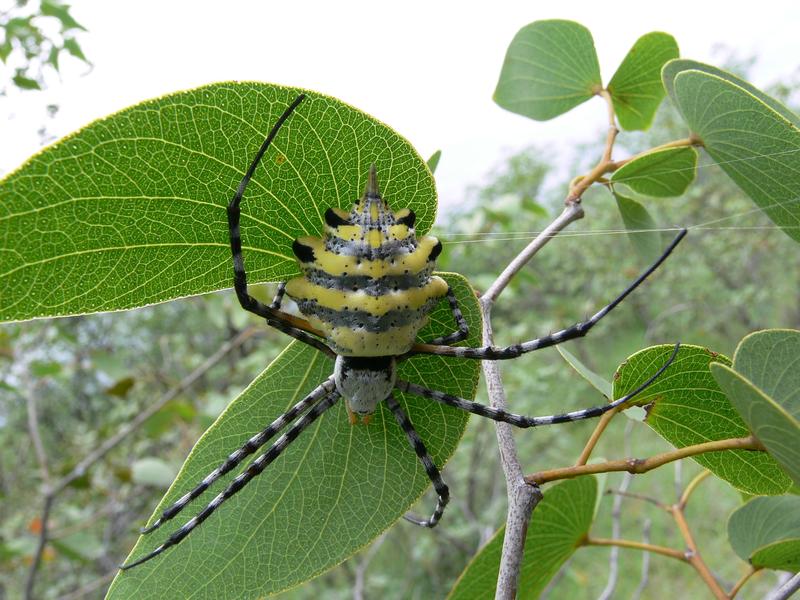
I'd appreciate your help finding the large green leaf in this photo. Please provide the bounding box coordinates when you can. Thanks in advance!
[607,32,679,131]
[613,345,791,495]
[447,476,597,600]
[494,20,601,121]
[727,495,800,571]
[664,67,800,243]
[0,82,436,322]
[610,146,698,197]
[662,60,800,128]
[109,273,481,599]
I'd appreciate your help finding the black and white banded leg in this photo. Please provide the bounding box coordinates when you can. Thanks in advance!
[137,377,336,536]
[120,386,341,570]
[410,229,687,360]
[397,343,680,427]
[424,286,470,346]
[386,394,449,528]
[270,281,287,310]
[225,94,335,359]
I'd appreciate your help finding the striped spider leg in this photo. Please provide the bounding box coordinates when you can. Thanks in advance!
[121,95,685,570]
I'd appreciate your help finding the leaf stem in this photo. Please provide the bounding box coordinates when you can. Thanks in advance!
[585,536,686,561]
[526,435,764,485]
[729,565,760,599]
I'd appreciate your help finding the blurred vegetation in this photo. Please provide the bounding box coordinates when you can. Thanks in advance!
[1,57,798,599]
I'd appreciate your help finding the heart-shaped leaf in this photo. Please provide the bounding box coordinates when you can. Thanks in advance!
[664,65,800,244]
[494,20,601,121]
[109,273,481,599]
[728,495,800,571]
[447,476,597,600]
[613,344,791,495]
[611,146,698,197]
[0,82,436,322]
[608,32,679,131]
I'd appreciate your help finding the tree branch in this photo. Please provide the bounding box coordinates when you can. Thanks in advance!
[527,436,764,485]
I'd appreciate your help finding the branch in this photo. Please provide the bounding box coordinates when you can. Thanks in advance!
[52,325,259,494]
[24,382,53,600]
[729,565,760,599]
[631,519,653,600]
[527,436,765,485]
[22,326,257,598]
[481,204,584,600]
[585,537,686,561]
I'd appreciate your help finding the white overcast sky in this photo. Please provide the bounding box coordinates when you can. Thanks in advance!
[2,1,799,214]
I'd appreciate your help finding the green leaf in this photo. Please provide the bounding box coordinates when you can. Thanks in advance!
[665,67,800,244]
[448,476,597,600]
[614,344,791,495]
[109,273,481,599]
[728,495,800,570]
[131,458,177,488]
[662,60,799,128]
[62,37,87,62]
[610,146,698,197]
[30,359,61,377]
[12,72,41,90]
[427,149,441,174]
[613,191,663,263]
[733,329,800,421]
[608,32,679,131]
[556,345,612,397]
[40,0,87,32]
[52,531,104,563]
[0,83,436,322]
[710,363,800,487]
[494,20,601,121]
[105,375,135,397]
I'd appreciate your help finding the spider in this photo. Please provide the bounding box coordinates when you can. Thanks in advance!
[120,94,685,570]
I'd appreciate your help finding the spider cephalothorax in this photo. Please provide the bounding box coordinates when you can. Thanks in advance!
[120,94,684,570]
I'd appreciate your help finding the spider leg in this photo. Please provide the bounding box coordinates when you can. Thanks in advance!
[139,376,336,536]
[120,389,341,570]
[410,229,687,360]
[424,286,469,346]
[225,95,335,359]
[396,343,679,427]
[385,394,449,528]
[270,281,287,310]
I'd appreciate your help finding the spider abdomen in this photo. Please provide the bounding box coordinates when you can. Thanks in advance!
[285,166,447,356]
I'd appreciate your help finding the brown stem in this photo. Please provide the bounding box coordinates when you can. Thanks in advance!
[605,488,668,510]
[566,90,617,202]
[671,506,727,599]
[527,436,764,485]
[585,537,686,561]
[575,406,620,466]
[679,470,712,509]
[729,565,760,599]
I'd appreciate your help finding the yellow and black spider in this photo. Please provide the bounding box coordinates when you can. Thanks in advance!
[120,95,684,569]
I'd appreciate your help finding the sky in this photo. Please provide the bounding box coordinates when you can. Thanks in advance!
[2,1,799,216]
